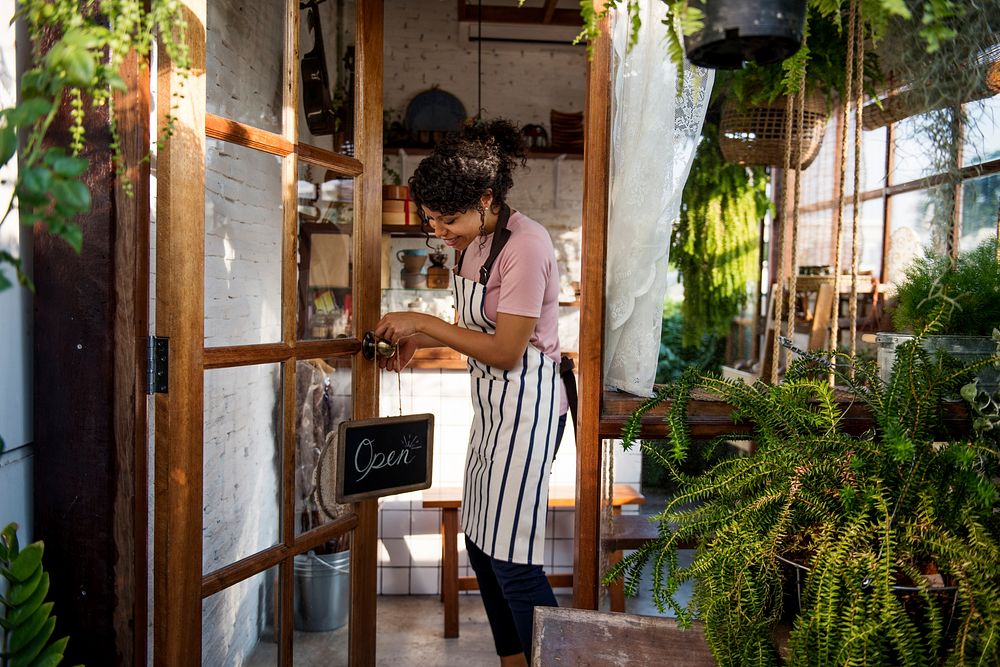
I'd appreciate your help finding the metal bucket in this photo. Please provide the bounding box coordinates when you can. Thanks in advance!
[875,333,1000,392]
[293,550,350,632]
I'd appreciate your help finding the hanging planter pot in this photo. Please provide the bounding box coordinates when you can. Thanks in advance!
[685,0,807,70]
[719,91,828,169]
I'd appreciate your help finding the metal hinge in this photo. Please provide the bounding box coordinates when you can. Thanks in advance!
[146,336,169,395]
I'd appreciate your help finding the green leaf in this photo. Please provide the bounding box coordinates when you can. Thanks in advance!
[7,615,55,667]
[1,522,19,559]
[52,179,91,212]
[9,563,44,606]
[0,266,11,292]
[10,542,43,582]
[31,636,69,667]
[880,0,912,19]
[20,167,53,198]
[59,222,83,253]
[0,125,17,164]
[7,572,49,627]
[51,154,89,178]
[4,98,52,127]
[8,602,54,654]
[50,38,97,87]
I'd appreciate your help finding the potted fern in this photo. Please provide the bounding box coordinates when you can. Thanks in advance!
[610,309,1000,665]
[879,238,1000,409]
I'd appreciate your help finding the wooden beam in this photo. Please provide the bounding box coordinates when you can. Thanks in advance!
[113,44,151,667]
[153,1,206,665]
[574,2,612,611]
[542,0,559,24]
[351,0,383,664]
[32,36,119,667]
[458,1,582,27]
[205,113,293,156]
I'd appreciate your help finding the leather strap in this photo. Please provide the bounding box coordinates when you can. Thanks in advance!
[456,204,512,285]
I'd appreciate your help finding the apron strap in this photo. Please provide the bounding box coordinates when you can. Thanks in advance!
[456,204,513,284]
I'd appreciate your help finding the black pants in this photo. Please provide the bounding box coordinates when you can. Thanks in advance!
[466,414,566,657]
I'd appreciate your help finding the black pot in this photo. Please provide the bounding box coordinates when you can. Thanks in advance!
[685,0,807,69]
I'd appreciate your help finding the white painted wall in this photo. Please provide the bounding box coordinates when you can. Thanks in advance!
[0,0,32,546]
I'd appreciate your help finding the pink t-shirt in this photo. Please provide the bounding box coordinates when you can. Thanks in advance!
[457,210,568,415]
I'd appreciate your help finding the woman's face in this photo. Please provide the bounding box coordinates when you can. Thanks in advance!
[421,200,488,252]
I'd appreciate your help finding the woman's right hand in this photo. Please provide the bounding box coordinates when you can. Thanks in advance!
[378,335,419,372]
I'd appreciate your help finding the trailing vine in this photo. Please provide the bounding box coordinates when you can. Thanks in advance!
[670,120,771,346]
[0,0,191,295]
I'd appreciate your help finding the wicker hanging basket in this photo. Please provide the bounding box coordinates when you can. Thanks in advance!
[986,45,1000,94]
[719,91,828,169]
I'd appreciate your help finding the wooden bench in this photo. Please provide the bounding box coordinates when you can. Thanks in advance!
[601,514,700,612]
[421,483,645,638]
[532,607,715,666]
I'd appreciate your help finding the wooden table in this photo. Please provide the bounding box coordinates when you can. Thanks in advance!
[421,483,645,638]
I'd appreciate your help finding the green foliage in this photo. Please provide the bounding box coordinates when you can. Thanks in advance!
[892,239,1000,336]
[644,303,727,492]
[1,523,74,667]
[0,0,191,293]
[610,313,1000,665]
[579,1,953,92]
[671,121,771,347]
[655,301,726,385]
[719,6,882,111]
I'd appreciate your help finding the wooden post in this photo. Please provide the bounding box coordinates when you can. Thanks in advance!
[153,2,206,665]
[32,48,119,667]
[574,2,612,610]
[351,1,384,664]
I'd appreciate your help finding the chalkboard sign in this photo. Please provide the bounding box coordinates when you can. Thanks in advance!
[335,413,434,503]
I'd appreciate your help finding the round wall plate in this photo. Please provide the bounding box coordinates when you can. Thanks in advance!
[404,88,467,132]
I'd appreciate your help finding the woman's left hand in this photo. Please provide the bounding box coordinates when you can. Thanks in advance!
[375,312,430,344]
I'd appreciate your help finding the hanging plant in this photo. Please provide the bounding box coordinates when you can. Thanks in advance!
[580,1,966,95]
[671,121,772,346]
[0,0,191,295]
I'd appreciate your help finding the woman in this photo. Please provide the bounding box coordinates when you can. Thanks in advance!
[375,119,567,666]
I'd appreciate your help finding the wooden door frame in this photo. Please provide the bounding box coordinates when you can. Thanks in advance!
[153,1,383,664]
[573,2,612,610]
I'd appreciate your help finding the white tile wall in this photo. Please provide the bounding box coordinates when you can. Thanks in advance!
[411,566,441,595]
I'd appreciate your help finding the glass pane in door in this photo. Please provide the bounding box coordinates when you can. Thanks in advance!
[205,139,285,347]
[203,364,282,575]
[203,566,280,666]
[298,0,357,152]
[295,357,353,537]
[297,164,354,340]
[207,0,285,133]
[960,173,1000,251]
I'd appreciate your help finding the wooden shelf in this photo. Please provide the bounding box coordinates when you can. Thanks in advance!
[408,347,467,370]
[599,388,973,440]
[384,145,583,160]
[382,223,425,235]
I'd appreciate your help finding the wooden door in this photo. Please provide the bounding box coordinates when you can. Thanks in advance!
[153,1,383,664]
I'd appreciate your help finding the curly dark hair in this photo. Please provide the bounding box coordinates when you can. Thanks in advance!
[408,118,527,218]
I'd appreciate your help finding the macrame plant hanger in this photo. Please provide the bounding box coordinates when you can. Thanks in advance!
[826,0,865,380]
[770,0,865,385]
[770,41,808,383]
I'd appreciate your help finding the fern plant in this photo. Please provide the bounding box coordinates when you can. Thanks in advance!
[0,523,74,667]
[610,308,1000,666]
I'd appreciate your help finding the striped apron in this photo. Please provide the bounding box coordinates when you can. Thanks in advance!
[454,206,560,565]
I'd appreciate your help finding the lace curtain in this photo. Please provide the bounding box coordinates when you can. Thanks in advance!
[603,1,714,396]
